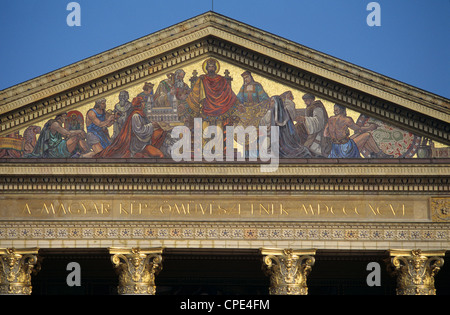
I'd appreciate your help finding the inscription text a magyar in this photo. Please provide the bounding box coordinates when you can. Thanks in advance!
[5,195,429,222]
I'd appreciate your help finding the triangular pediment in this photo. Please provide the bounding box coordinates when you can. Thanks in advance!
[0,12,449,256]
[0,12,448,162]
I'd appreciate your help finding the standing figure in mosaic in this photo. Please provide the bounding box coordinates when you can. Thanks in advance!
[150,69,190,125]
[268,96,312,158]
[65,111,85,155]
[294,94,332,157]
[280,91,297,123]
[154,69,190,109]
[23,126,41,155]
[137,82,155,117]
[236,71,271,128]
[94,96,166,158]
[234,71,271,157]
[26,113,90,158]
[86,98,115,154]
[112,91,133,140]
[237,71,270,106]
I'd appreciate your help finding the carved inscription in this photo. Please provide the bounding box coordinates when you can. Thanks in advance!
[0,195,429,222]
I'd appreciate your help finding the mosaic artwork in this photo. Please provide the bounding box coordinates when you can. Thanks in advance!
[0,58,447,161]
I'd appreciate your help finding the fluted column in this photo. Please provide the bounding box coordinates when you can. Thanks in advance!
[0,248,40,295]
[109,247,163,295]
[388,249,446,295]
[261,248,316,295]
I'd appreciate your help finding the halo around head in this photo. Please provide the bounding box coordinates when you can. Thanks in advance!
[202,58,220,74]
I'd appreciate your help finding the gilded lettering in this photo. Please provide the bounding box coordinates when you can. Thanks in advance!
[388,204,405,216]
[389,204,396,216]
[139,202,148,214]
[22,203,31,215]
[302,204,315,215]
[129,202,139,215]
[120,202,141,215]
[159,202,171,214]
[219,204,241,216]
[120,203,129,215]
[341,206,359,216]
[260,204,273,215]
[368,204,382,216]
[318,204,330,216]
[12,197,415,221]
[279,204,288,215]
[173,203,190,215]
[196,203,207,215]
[103,202,111,215]
[93,203,101,214]
[41,203,56,215]
[325,204,336,215]
[81,203,88,214]
[68,202,80,214]
[58,203,68,215]
[217,205,227,215]
[195,203,212,215]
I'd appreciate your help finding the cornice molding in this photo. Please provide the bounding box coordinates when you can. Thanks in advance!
[0,161,448,194]
[0,161,448,176]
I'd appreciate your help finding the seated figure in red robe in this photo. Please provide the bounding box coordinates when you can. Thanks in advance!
[186,58,239,125]
[94,96,166,158]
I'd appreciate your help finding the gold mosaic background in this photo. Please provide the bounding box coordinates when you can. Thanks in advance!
[14,58,447,152]
[17,59,358,135]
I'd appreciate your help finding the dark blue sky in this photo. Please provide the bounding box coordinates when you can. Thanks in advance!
[1,0,449,98]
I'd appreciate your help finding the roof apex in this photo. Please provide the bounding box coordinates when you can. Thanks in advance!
[0,11,448,143]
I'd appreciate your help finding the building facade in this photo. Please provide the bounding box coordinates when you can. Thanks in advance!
[0,12,449,295]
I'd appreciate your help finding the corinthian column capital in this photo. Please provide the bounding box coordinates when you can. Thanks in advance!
[109,247,163,295]
[261,248,316,295]
[388,249,446,295]
[0,248,40,295]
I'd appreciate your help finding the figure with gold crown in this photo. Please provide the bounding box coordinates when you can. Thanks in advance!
[185,58,241,150]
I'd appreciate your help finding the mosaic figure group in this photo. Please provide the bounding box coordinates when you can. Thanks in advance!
[4,58,403,160]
